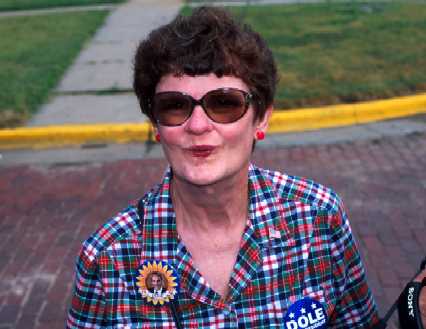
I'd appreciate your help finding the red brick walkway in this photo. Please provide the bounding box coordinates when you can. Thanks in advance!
[1,132,425,328]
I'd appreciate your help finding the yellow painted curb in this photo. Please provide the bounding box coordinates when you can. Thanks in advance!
[0,123,154,150]
[1,93,426,150]
[268,92,426,134]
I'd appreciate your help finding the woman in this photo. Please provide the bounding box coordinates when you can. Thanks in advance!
[67,7,379,328]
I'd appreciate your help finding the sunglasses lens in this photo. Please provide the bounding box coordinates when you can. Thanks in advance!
[153,93,191,126]
[204,89,248,123]
[152,88,251,126]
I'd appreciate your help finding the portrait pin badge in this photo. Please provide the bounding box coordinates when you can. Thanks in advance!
[136,260,183,329]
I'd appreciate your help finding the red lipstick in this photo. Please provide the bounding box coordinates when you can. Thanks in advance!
[187,145,215,158]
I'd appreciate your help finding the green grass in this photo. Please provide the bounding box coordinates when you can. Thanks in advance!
[0,0,124,11]
[0,11,109,127]
[183,2,426,109]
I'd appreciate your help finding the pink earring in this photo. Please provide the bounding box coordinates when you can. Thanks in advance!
[256,131,265,140]
[155,133,161,142]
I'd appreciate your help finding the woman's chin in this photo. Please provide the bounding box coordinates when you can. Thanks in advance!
[172,166,226,187]
[180,173,220,187]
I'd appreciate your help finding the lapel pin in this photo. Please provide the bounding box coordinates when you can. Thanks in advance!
[136,260,179,305]
[136,260,183,329]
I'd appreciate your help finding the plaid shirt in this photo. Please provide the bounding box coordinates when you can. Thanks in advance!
[67,164,379,328]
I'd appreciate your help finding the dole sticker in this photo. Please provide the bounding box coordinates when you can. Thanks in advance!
[284,297,327,329]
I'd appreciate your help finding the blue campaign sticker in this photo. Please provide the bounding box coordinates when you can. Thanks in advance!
[283,297,327,329]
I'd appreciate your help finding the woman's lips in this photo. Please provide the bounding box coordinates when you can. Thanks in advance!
[186,145,216,158]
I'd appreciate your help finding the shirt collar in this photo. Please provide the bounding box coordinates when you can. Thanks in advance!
[146,164,293,245]
[247,164,293,247]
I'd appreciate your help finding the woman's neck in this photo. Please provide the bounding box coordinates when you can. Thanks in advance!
[171,169,249,234]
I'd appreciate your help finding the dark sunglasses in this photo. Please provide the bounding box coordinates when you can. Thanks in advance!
[151,88,253,126]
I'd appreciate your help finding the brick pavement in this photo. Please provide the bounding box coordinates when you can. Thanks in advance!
[1,132,425,328]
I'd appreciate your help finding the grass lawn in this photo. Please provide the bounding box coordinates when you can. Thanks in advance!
[183,2,426,109]
[0,0,124,11]
[0,11,109,127]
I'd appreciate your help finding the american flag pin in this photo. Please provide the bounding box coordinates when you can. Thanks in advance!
[269,228,281,239]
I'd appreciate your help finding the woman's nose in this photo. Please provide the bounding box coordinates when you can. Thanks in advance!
[184,105,213,134]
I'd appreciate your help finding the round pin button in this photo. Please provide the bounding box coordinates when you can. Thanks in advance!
[284,297,327,329]
[135,260,179,306]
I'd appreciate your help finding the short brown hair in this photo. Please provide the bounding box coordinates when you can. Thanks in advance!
[133,6,278,123]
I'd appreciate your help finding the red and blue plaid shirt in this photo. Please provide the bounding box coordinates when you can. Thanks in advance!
[67,164,379,328]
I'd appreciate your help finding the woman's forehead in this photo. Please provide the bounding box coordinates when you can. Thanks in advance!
[155,73,249,96]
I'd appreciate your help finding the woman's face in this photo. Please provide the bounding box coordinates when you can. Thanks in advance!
[155,73,271,187]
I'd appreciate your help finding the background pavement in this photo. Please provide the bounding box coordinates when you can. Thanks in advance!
[1,126,426,329]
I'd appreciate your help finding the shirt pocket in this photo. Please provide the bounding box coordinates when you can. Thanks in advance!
[246,241,336,327]
[104,297,176,329]
[100,271,176,328]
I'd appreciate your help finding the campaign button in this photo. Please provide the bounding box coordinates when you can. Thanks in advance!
[135,260,179,306]
[284,297,327,329]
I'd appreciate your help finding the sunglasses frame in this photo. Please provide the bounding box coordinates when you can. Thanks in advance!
[151,87,254,127]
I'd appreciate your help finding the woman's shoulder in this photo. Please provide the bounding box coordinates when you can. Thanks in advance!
[79,179,166,260]
[78,204,142,264]
[251,165,342,214]
[77,178,167,264]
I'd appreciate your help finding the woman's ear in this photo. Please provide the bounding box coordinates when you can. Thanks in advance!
[255,105,273,135]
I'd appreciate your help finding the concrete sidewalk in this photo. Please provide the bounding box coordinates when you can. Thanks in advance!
[28,0,182,127]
